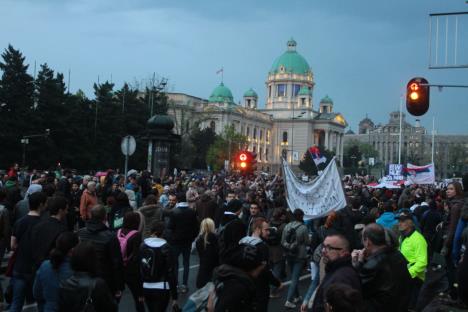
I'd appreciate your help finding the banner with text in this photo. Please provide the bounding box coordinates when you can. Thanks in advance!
[282,157,346,220]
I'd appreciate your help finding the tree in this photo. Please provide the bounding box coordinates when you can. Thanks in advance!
[0,45,34,166]
[190,126,216,169]
[206,125,247,171]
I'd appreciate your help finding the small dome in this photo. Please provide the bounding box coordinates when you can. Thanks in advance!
[320,95,333,104]
[243,88,258,98]
[209,82,234,104]
[147,114,174,130]
[270,39,311,75]
[298,86,310,96]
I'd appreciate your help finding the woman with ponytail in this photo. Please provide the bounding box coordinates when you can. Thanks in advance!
[33,232,78,312]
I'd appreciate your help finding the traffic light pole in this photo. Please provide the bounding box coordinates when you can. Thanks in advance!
[422,83,468,88]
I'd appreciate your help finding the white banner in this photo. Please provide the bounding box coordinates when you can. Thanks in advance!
[282,157,347,220]
[406,163,435,185]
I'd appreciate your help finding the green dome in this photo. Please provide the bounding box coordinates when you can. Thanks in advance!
[270,39,311,75]
[209,82,234,104]
[243,88,258,98]
[147,114,174,130]
[320,95,333,104]
[298,86,310,96]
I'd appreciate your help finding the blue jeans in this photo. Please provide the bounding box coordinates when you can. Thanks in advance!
[286,257,305,302]
[172,243,191,286]
[303,263,320,305]
[10,273,33,312]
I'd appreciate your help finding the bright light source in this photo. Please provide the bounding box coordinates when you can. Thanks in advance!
[410,83,419,91]
[239,153,247,161]
[240,162,247,168]
[410,91,419,100]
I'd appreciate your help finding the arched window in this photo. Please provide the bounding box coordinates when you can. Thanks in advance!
[246,127,250,137]
[282,131,288,143]
[210,121,215,130]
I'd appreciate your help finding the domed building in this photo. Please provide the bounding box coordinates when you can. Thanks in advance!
[165,39,347,171]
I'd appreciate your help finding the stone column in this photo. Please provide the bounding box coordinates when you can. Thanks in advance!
[340,134,344,165]
[325,130,329,150]
[335,132,340,156]
[389,141,394,164]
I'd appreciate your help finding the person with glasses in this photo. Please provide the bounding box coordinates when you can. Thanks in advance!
[311,234,361,312]
[351,223,411,312]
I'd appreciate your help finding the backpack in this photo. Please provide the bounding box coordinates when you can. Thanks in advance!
[140,242,167,282]
[117,229,138,266]
[216,218,236,253]
[182,282,215,312]
[282,223,304,256]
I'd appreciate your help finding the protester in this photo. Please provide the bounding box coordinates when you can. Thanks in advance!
[195,191,217,223]
[140,221,178,312]
[138,194,163,239]
[195,218,218,289]
[33,232,78,312]
[78,205,125,301]
[324,283,365,312]
[218,199,246,265]
[397,210,428,309]
[167,193,199,293]
[59,241,118,312]
[351,223,411,311]
[282,209,310,309]
[10,191,48,312]
[31,196,69,270]
[311,234,361,312]
[79,181,97,222]
[376,201,398,229]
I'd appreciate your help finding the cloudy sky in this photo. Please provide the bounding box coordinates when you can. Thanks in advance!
[1,0,467,134]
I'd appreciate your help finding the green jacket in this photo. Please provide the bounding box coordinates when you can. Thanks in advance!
[399,230,428,281]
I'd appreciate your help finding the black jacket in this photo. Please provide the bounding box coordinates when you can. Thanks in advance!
[195,232,219,288]
[219,213,246,265]
[77,220,124,293]
[59,272,117,312]
[214,264,256,312]
[140,237,178,300]
[31,217,67,269]
[167,202,199,245]
[357,247,411,312]
[312,256,361,312]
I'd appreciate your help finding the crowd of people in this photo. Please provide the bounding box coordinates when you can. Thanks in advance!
[0,163,467,312]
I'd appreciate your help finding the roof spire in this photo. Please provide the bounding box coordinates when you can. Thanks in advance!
[287,38,297,51]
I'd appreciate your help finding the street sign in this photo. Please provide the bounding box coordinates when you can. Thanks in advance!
[121,135,136,156]
[368,157,375,166]
[293,151,299,161]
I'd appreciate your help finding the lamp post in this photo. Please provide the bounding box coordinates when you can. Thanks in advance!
[20,129,50,168]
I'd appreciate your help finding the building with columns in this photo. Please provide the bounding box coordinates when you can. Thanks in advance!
[166,39,347,171]
[345,112,468,178]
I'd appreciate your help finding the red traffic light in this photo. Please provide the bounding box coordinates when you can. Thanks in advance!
[406,77,430,116]
[239,153,248,162]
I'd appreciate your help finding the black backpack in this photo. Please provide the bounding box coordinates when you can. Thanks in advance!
[140,243,166,282]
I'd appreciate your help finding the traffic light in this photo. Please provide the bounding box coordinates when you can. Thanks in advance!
[406,77,430,116]
[238,152,249,170]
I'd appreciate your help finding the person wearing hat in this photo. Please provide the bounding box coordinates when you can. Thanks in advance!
[397,211,427,309]
[218,199,246,265]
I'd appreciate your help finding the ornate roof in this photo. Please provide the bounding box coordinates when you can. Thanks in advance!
[208,82,234,104]
[243,88,258,98]
[269,39,311,75]
[320,95,333,104]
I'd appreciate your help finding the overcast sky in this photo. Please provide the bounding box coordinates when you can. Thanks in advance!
[1,0,467,134]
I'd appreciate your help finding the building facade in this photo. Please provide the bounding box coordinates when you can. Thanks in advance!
[345,112,468,178]
[167,39,347,171]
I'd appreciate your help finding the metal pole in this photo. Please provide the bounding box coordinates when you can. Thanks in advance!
[432,117,435,164]
[398,96,403,164]
[291,99,295,165]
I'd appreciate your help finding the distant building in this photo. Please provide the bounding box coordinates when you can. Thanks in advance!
[345,112,468,178]
[166,39,348,171]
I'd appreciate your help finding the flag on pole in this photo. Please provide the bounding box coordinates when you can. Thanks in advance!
[308,146,327,166]
[404,163,435,184]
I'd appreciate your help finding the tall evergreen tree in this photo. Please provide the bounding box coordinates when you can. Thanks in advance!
[0,45,34,167]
